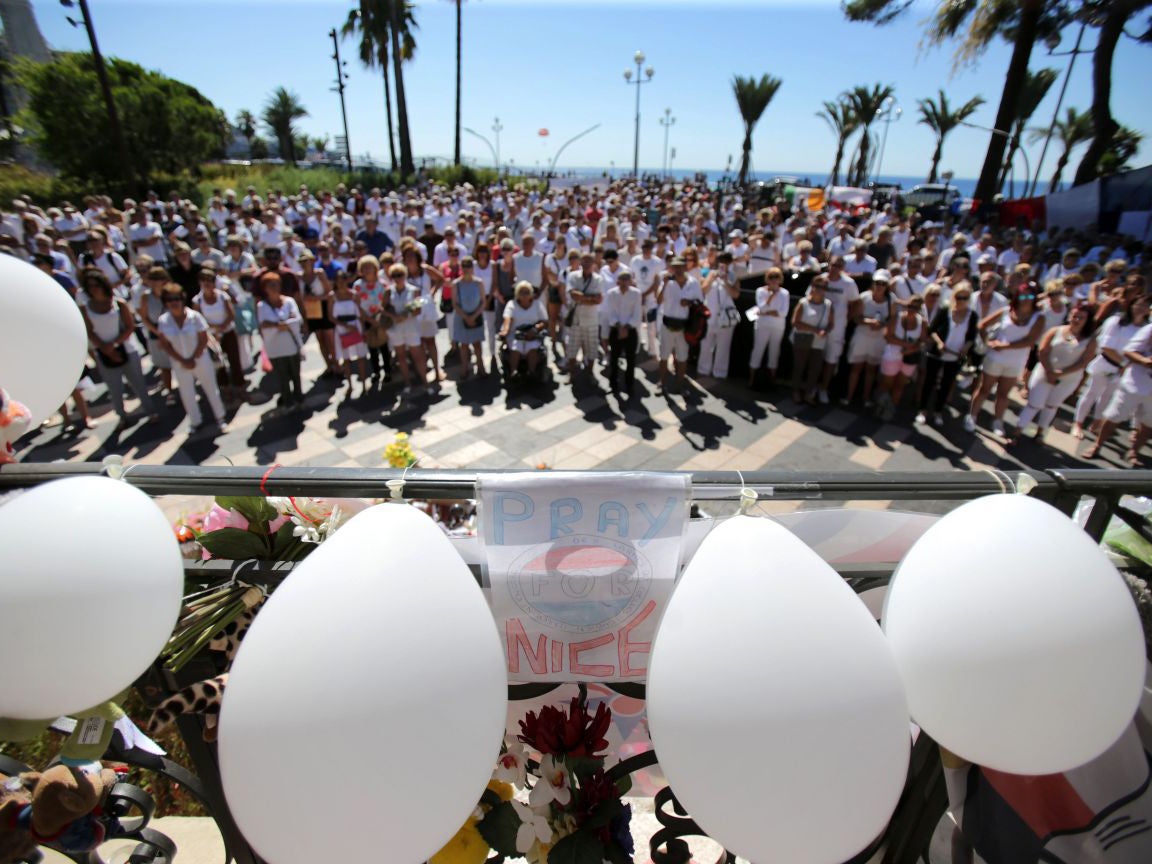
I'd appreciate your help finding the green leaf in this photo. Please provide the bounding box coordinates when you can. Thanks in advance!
[476,801,520,856]
[215,496,278,530]
[548,830,604,864]
[614,773,633,798]
[197,527,271,560]
[584,797,623,831]
[271,522,298,558]
[564,756,601,780]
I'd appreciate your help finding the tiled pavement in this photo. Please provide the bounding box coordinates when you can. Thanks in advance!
[18,328,1133,477]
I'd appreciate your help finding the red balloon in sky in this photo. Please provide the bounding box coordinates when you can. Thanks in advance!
[538,128,549,137]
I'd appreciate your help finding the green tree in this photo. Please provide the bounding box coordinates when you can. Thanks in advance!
[844,0,1064,203]
[261,87,308,166]
[312,134,330,153]
[998,68,1057,194]
[235,109,257,153]
[18,52,229,186]
[816,98,859,187]
[389,0,418,175]
[1070,1,1152,184]
[250,137,270,160]
[1097,124,1143,176]
[731,74,783,188]
[1031,106,1092,192]
[917,89,985,183]
[844,83,894,187]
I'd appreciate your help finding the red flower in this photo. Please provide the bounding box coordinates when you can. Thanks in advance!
[518,697,611,758]
[575,769,622,845]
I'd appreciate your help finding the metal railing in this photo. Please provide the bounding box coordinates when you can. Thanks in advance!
[1,464,1148,864]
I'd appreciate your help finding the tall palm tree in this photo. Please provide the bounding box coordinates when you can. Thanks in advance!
[731,74,782,188]
[845,83,894,187]
[450,0,465,166]
[343,0,408,173]
[1098,125,1144,175]
[997,67,1057,194]
[389,0,418,175]
[816,99,858,188]
[917,89,985,184]
[234,109,257,154]
[261,87,308,166]
[1031,107,1092,192]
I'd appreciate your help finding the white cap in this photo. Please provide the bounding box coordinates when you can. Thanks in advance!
[873,269,892,282]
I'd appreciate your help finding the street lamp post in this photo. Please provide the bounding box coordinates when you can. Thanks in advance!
[659,108,676,178]
[492,117,503,171]
[328,28,353,172]
[623,50,654,178]
[463,127,498,168]
[874,97,901,186]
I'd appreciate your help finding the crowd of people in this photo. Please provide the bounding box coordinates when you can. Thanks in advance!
[1,175,1150,464]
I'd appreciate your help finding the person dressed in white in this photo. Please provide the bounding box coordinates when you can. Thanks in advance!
[1015,304,1097,441]
[157,289,227,434]
[256,273,305,410]
[748,267,790,386]
[697,255,741,379]
[1087,311,1152,465]
[1072,296,1149,438]
[817,256,861,403]
[656,257,703,393]
[844,270,895,407]
[630,240,664,357]
[500,281,548,379]
[514,233,545,296]
[565,253,604,373]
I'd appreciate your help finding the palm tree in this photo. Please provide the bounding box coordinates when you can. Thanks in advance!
[312,135,330,154]
[1098,124,1144,176]
[731,74,782,188]
[997,68,1057,194]
[1031,107,1092,192]
[261,87,308,166]
[845,83,894,187]
[450,0,466,166]
[816,99,858,188]
[917,90,985,184]
[343,1,396,172]
[388,0,418,175]
[235,110,257,154]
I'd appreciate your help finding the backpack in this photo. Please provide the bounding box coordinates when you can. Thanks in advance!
[685,300,710,347]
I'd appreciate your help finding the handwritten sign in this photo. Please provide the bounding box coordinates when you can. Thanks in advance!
[478,472,689,682]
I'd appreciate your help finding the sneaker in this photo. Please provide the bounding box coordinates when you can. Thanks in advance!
[216,421,230,434]
[963,415,976,433]
[817,390,830,405]
[838,397,851,407]
[992,420,1005,438]
[933,414,944,428]
[914,412,927,425]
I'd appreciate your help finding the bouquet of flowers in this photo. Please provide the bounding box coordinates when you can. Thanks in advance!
[405,295,429,316]
[384,431,418,469]
[434,691,634,864]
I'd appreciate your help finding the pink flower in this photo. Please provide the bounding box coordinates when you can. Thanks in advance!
[199,504,289,559]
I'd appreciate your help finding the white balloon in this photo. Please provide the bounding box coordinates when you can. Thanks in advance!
[647,515,910,864]
[0,255,89,424]
[219,504,507,864]
[883,494,1145,775]
[0,476,183,718]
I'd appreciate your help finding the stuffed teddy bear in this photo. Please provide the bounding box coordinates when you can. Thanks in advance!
[0,387,32,465]
[0,762,124,863]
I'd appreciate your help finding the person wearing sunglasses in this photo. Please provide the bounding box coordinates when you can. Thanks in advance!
[965,284,1045,438]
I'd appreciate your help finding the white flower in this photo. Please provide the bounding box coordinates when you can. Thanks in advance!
[512,800,552,854]
[528,754,570,808]
[493,741,527,786]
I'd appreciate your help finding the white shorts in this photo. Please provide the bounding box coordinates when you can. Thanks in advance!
[848,330,885,365]
[1103,388,1152,426]
[661,329,690,363]
[823,328,847,364]
[419,319,438,339]
[391,325,421,349]
[510,338,541,356]
[983,358,1027,380]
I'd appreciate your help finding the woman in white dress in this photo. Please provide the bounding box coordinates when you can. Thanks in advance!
[329,270,369,395]
[1015,303,1097,442]
[748,267,790,386]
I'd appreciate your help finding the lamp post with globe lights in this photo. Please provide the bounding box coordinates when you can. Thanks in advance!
[623,51,654,178]
[659,108,676,178]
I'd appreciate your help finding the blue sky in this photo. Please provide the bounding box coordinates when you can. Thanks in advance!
[29,0,1152,184]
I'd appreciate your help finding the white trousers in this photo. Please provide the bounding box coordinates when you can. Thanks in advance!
[1074,369,1119,425]
[749,318,787,371]
[484,310,498,356]
[697,325,735,377]
[1017,367,1084,430]
[173,355,226,426]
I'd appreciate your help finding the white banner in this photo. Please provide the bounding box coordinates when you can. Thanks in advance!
[478,471,690,682]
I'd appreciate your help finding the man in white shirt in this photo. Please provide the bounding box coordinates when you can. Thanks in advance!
[54,206,90,254]
[604,270,643,394]
[843,240,878,276]
[818,256,862,404]
[565,252,605,373]
[630,239,665,356]
[514,233,545,295]
[256,212,284,252]
[80,230,129,292]
[891,257,929,302]
[656,257,703,393]
[433,227,462,266]
[827,221,857,260]
[997,232,1023,274]
[128,207,166,264]
[940,232,969,269]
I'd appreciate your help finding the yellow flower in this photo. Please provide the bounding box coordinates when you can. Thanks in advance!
[429,818,489,864]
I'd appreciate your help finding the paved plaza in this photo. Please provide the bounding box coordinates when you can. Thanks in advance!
[19,328,1130,480]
